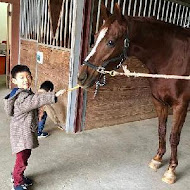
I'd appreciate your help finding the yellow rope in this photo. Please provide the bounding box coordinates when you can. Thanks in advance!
[67,85,80,91]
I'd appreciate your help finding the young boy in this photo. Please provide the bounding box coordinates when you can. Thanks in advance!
[4,65,65,190]
[38,80,65,138]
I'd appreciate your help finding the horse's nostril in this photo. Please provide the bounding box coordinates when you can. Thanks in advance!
[78,73,87,84]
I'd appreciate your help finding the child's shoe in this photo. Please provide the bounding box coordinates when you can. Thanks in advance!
[23,176,33,186]
[13,185,27,190]
[38,131,49,138]
[11,173,33,186]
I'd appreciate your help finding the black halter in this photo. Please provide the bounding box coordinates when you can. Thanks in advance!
[83,36,130,74]
[82,36,130,97]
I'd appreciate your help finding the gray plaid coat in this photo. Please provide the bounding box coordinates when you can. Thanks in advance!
[4,89,56,154]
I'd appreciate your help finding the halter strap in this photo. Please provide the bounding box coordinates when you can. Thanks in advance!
[83,36,130,73]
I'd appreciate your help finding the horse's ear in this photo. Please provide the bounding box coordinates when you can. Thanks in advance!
[114,3,122,18]
[101,4,111,21]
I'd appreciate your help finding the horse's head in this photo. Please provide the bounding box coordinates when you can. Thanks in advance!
[78,4,129,89]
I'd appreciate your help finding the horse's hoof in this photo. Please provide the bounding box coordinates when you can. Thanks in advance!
[148,159,162,171]
[162,169,176,184]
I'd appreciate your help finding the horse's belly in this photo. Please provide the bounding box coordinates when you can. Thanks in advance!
[149,79,190,105]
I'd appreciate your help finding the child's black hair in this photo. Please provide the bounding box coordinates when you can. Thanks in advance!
[40,81,54,92]
[11,65,31,78]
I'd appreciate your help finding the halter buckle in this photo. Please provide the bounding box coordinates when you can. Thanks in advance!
[96,66,106,74]
[124,38,130,48]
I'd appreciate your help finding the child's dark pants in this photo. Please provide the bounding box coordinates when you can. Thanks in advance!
[13,149,31,187]
[38,111,47,134]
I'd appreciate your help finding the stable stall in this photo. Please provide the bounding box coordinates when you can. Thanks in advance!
[77,0,190,130]
[18,0,190,132]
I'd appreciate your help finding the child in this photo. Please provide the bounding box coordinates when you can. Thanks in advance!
[38,80,65,138]
[4,65,65,190]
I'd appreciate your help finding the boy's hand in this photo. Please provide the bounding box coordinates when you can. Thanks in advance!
[55,89,66,97]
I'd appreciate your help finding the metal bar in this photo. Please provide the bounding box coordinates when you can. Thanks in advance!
[26,0,29,38]
[28,0,31,39]
[110,0,115,14]
[49,0,53,45]
[30,0,33,39]
[20,0,23,37]
[169,2,174,23]
[33,0,36,40]
[180,6,185,26]
[165,1,170,22]
[40,0,45,43]
[64,0,69,47]
[133,0,137,16]
[118,0,121,6]
[31,0,34,39]
[55,1,63,47]
[122,0,127,15]
[35,0,38,39]
[105,0,108,7]
[186,9,190,27]
[44,0,48,44]
[96,0,102,33]
[143,0,147,17]
[37,0,40,42]
[161,0,166,21]
[25,0,29,39]
[128,0,132,16]
[68,0,73,48]
[34,0,41,90]
[47,3,50,45]
[138,0,142,16]
[157,0,161,19]
[177,5,181,25]
[173,3,178,24]
[33,0,36,39]
[37,0,41,41]
[153,0,157,16]
[111,0,114,14]
[23,0,26,38]
[165,0,190,8]
[183,6,188,27]
[148,0,153,17]
[60,0,65,47]
[49,12,53,44]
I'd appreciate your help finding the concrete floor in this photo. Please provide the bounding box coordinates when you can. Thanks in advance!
[1,75,190,190]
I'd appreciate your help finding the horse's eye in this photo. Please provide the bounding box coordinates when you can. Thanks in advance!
[107,40,115,47]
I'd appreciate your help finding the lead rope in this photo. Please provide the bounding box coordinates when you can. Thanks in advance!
[104,65,190,80]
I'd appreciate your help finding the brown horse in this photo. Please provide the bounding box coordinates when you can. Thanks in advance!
[78,4,190,184]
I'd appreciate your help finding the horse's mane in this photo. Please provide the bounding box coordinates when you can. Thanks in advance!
[126,16,190,36]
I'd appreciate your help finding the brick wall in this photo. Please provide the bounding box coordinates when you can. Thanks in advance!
[84,57,157,129]
[20,39,70,126]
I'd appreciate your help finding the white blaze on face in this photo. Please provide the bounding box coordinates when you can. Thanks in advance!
[85,27,108,61]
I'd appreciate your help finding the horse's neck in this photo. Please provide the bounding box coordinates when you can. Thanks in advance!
[127,18,166,73]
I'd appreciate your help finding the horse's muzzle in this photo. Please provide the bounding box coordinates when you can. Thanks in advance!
[77,72,88,86]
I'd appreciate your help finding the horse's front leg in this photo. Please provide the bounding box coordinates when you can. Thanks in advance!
[149,97,168,171]
[162,103,188,184]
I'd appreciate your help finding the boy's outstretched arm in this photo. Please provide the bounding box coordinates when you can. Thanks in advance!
[55,89,66,97]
